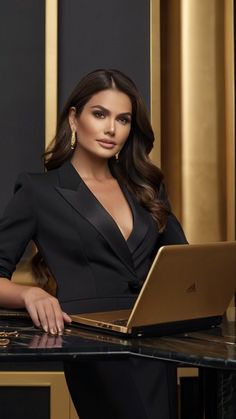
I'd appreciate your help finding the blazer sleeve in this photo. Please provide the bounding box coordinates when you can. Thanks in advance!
[157,182,188,245]
[0,173,36,279]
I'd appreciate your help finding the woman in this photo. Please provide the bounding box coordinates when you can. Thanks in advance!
[0,69,187,419]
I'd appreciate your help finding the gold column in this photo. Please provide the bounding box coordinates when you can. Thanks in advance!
[161,0,235,243]
[181,0,234,243]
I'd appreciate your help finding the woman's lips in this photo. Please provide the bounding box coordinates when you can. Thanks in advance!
[96,139,116,149]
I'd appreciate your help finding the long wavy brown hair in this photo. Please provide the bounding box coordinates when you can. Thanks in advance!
[32,69,170,292]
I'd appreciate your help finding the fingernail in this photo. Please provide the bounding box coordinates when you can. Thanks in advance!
[43,325,48,333]
[56,323,62,332]
[50,328,56,335]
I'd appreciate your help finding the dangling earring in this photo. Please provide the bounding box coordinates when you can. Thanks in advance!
[115,153,119,163]
[71,131,77,150]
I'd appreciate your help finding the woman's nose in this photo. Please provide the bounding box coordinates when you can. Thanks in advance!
[104,119,116,136]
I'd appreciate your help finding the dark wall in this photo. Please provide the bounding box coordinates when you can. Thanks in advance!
[0,1,45,216]
[58,0,150,112]
[0,0,151,216]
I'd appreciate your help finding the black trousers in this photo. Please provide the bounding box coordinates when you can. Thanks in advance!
[64,357,177,419]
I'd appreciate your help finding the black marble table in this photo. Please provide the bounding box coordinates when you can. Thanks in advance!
[0,316,235,366]
[0,314,236,419]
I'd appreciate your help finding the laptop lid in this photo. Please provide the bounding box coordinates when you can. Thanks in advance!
[71,241,236,336]
[126,241,236,329]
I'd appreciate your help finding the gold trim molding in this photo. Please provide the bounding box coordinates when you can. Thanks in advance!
[225,0,235,240]
[44,0,161,166]
[45,0,58,149]
[14,0,59,285]
[0,371,77,419]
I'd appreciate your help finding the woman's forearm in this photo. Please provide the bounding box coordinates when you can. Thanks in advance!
[0,277,71,332]
[0,277,31,308]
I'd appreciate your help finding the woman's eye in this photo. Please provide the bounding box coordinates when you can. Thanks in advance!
[93,111,105,119]
[118,117,130,125]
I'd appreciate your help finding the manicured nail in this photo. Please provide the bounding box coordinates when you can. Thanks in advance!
[50,328,56,335]
[43,325,48,333]
[56,323,62,333]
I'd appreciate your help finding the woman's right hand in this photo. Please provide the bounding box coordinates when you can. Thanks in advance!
[21,286,71,334]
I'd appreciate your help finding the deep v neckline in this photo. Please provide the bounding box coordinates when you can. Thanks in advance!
[57,161,153,263]
[80,177,134,243]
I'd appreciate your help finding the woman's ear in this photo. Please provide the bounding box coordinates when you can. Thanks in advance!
[68,107,77,131]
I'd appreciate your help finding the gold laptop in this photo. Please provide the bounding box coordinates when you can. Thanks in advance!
[71,242,236,337]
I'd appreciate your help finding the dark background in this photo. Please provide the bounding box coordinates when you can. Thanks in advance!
[0,0,151,217]
[0,0,45,215]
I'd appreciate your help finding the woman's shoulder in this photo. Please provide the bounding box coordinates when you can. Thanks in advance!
[14,168,59,192]
[15,168,59,185]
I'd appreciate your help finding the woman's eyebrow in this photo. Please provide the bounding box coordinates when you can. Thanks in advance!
[90,105,132,117]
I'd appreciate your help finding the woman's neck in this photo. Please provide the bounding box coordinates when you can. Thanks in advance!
[70,151,112,181]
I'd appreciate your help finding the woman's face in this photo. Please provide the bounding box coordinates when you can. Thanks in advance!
[69,88,132,160]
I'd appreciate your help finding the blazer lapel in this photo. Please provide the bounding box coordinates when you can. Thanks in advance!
[55,161,136,277]
[121,185,154,254]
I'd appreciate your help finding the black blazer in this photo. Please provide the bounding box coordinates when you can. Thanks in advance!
[0,161,187,313]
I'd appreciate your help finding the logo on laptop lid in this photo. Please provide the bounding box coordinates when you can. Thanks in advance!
[186,283,197,293]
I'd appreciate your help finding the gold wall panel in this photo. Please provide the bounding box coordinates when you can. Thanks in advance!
[0,371,78,419]
[161,0,235,243]
[181,0,225,242]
